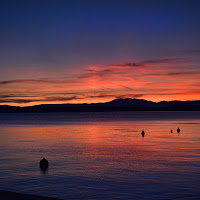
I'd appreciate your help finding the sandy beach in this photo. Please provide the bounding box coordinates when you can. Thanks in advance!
[0,190,63,200]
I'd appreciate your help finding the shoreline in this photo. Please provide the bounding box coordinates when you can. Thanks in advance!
[0,190,63,200]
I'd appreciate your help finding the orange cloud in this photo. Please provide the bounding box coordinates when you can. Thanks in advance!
[1,57,200,106]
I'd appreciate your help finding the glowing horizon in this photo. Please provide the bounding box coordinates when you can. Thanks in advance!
[1,57,200,107]
[0,1,200,106]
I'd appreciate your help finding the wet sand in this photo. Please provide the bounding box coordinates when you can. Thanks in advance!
[0,190,63,200]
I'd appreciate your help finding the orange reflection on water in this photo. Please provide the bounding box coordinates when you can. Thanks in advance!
[1,119,200,176]
[0,113,200,200]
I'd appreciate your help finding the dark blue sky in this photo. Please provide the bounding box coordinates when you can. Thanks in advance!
[1,0,200,69]
[0,0,200,105]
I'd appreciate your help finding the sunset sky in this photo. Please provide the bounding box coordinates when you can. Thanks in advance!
[0,0,200,106]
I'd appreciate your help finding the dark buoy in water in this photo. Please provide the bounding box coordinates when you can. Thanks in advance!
[171,129,173,133]
[40,158,48,169]
[141,130,145,137]
[177,127,180,133]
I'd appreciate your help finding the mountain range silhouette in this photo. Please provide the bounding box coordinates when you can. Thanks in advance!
[1,98,200,112]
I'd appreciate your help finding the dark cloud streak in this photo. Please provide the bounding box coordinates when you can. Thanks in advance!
[0,79,78,85]
[111,58,183,67]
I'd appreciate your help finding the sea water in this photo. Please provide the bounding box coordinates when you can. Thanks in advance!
[0,111,200,199]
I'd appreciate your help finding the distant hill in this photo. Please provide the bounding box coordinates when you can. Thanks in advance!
[1,98,200,112]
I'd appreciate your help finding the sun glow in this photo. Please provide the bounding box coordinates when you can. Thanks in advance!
[1,58,200,107]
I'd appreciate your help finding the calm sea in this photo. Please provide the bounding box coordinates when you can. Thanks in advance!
[0,111,200,199]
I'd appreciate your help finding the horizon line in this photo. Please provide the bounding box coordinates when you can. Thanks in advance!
[1,98,200,108]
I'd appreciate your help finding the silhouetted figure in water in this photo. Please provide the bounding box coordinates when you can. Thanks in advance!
[141,130,145,137]
[177,127,180,133]
[40,158,48,169]
[171,129,173,133]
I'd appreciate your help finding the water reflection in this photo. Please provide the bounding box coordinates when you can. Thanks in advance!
[0,112,199,199]
[40,167,48,175]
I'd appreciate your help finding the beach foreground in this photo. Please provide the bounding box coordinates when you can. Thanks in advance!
[0,190,63,200]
